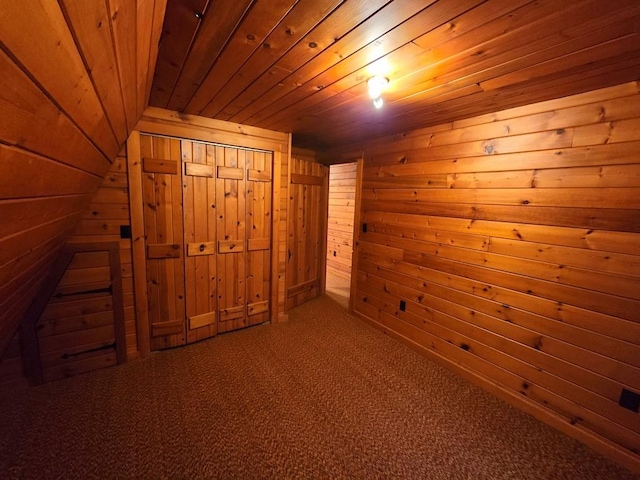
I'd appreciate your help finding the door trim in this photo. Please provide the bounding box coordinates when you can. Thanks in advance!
[349,156,364,314]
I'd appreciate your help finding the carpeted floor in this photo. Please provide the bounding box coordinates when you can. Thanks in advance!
[325,270,350,308]
[0,293,637,479]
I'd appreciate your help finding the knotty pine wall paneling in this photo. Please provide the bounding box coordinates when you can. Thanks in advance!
[0,1,166,361]
[68,153,136,359]
[35,244,126,383]
[339,82,640,472]
[326,162,357,280]
[30,150,135,382]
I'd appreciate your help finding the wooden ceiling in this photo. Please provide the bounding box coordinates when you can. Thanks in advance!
[151,0,640,150]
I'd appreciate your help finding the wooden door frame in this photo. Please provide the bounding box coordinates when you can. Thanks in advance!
[348,156,364,314]
[320,166,329,296]
[320,156,363,314]
[127,111,289,357]
[271,145,285,322]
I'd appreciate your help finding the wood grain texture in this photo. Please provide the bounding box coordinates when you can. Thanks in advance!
[34,239,127,384]
[149,0,209,107]
[183,140,218,343]
[23,155,137,382]
[215,146,247,332]
[326,162,357,280]
[127,132,150,357]
[0,1,119,158]
[140,135,186,350]
[149,0,640,150]
[246,149,272,326]
[59,0,128,144]
[164,0,254,111]
[340,83,640,472]
[186,0,300,114]
[195,0,345,119]
[0,1,165,362]
[132,108,289,327]
[286,153,328,310]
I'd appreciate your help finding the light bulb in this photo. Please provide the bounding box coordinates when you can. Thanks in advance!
[373,97,384,109]
[367,76,389,100]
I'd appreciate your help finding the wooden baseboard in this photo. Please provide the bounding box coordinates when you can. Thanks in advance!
[352,309,640,475]
[126,350,141,362]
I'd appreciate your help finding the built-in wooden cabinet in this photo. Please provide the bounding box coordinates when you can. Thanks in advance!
[130,132,275,351]
[124,108,289,356]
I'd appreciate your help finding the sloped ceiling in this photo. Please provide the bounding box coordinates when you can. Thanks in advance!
[149,0,640,150]
[0,0,167,356]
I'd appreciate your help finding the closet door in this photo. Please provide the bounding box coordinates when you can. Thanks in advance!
[140,135,186,350]
[216,146,247,333]
[182,141,217,343]
[286,158,329,310]
[134,136,274,348]
[246,150,272,326]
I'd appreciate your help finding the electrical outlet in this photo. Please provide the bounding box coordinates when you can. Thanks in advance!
[120,225,132,239]
[619,388,640,412]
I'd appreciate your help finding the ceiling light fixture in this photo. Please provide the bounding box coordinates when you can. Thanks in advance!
[367,76,389,108]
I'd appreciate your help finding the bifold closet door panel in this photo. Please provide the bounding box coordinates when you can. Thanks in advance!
[216,146,247,333]
[246,151,272,326]
[182,140,217,343]
[140,135,186,350]
[286,158,328,310]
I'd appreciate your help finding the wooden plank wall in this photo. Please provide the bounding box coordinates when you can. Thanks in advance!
[0,1,166,360]
[338,82,640,471]
[65,154,136,358]
[36,249,119,383]
[32,152,135,382]
[326,162,357,280]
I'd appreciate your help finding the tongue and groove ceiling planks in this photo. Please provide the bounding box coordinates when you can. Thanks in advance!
[149,0,640,150]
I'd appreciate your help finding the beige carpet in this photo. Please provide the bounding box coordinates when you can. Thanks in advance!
[325,269,350,308]
[0,294,637,479]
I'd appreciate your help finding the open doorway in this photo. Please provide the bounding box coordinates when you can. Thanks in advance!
[325,162,357,308]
